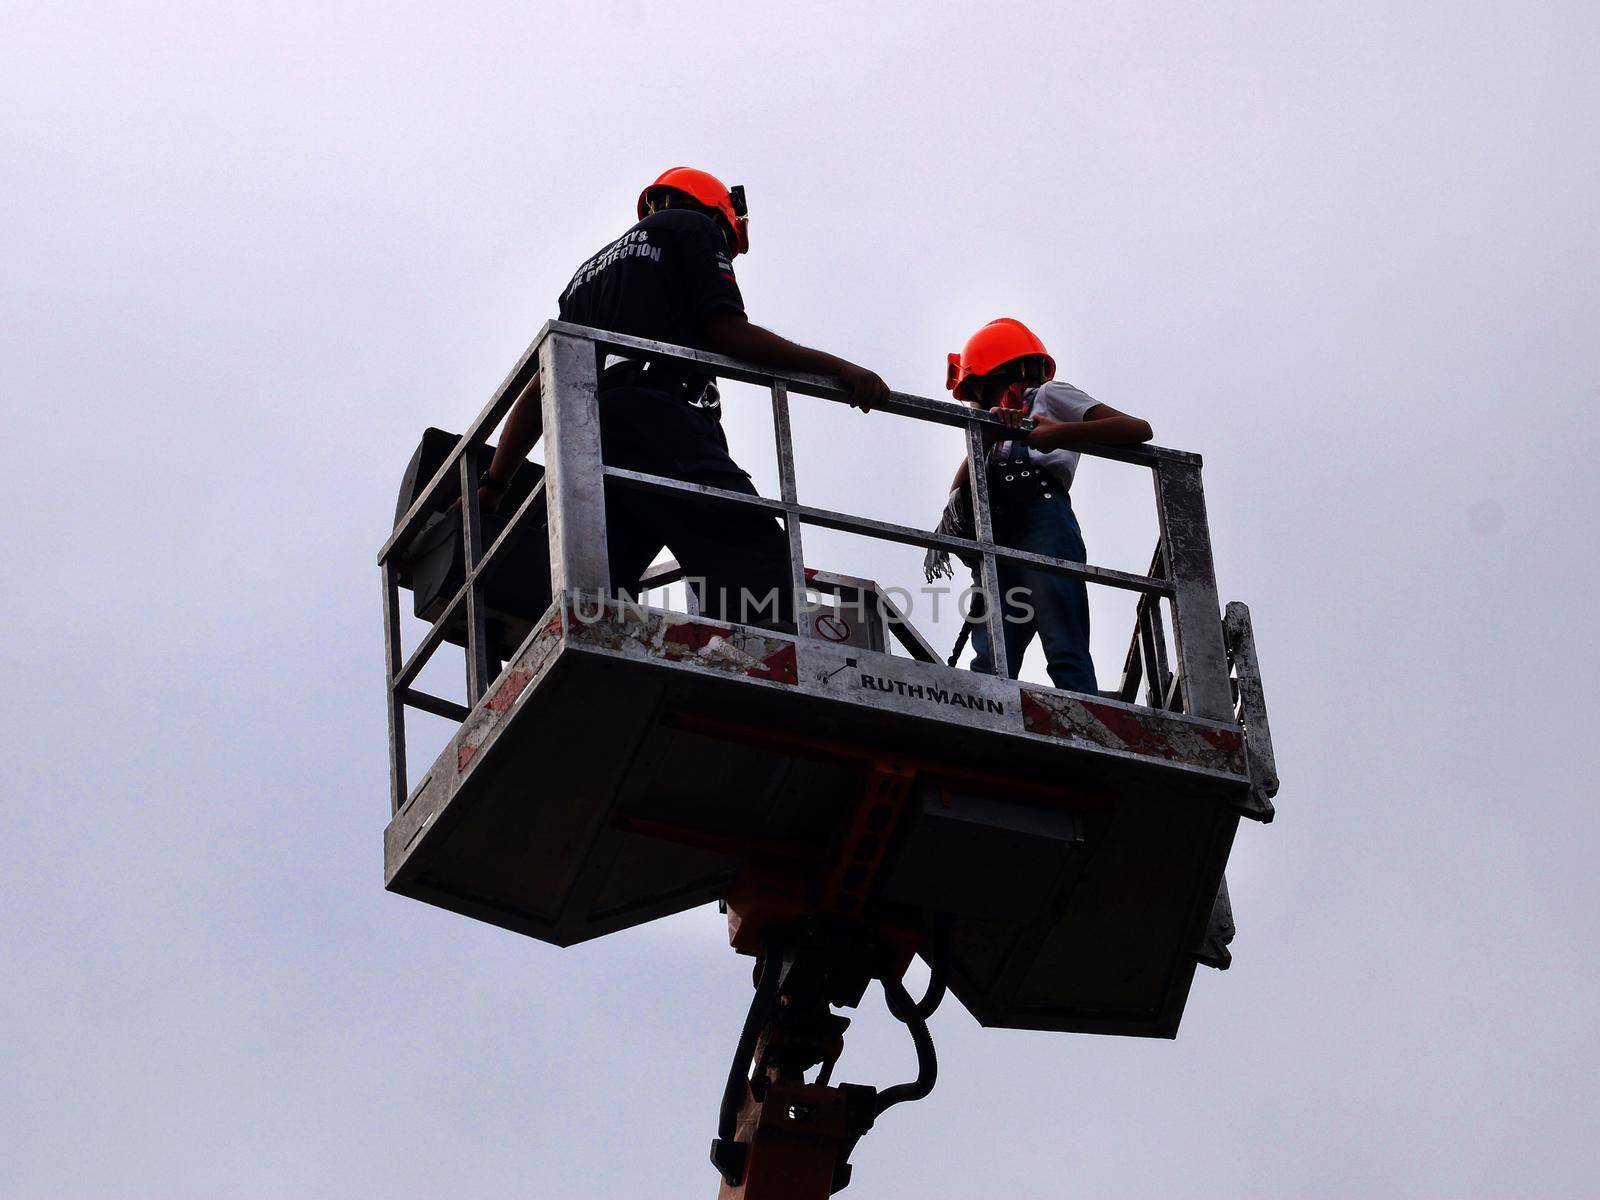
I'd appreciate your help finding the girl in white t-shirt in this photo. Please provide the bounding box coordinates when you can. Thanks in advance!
[934,318,1153,693]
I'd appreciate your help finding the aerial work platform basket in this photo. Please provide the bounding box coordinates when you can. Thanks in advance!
[379,322,1277,1041]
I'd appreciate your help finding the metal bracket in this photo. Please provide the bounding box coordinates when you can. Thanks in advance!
[1191,875,1236,970]
[1223,601,1278,823]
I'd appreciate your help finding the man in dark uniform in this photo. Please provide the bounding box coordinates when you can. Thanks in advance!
[479,166,888,630]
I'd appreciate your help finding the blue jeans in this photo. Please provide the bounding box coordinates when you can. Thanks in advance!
[969,493,1097,693]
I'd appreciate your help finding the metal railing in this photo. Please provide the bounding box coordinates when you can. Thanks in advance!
[379,321,1232,813]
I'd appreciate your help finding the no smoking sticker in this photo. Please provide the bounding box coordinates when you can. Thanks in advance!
[814,614,852,642]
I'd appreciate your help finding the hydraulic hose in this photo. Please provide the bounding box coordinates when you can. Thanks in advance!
[873,973,938,1118]
[717,941,786,1143]
[904,915,950,1021]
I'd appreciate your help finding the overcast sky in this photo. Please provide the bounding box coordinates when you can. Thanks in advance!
[4,2,1599,1197]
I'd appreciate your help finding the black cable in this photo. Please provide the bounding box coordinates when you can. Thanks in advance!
[873,974,937,1118]
[906,916,950,1020]
[947,619,974,668]
[716,941,786,1143]
[948,585,990,668]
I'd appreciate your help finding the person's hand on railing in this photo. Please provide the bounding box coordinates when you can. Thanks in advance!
[445,483,504,519]
[837,362,890,413]
[701,311,889,413]
[981,404,1032,448]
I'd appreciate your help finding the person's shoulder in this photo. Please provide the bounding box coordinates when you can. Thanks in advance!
[1032,380,1099,420]
[637,208,722,240]
[1034,380,1096,404]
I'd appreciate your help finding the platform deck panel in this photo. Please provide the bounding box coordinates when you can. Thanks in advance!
[385,600,1255,1035]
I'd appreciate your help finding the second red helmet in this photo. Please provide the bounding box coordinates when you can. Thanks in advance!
[946,317,1056,401]
[637,166,750,256]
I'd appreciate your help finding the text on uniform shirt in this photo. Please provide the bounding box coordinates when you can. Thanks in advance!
[564,230,664,298]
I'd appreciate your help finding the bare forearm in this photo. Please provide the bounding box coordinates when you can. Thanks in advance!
[707,317,853,378]
[486,373,541,486]
[1026,414,1152,451]
[701,309,887,411]
[949,459,969,493]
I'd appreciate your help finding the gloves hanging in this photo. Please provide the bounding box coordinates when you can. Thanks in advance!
[923,479,980,583]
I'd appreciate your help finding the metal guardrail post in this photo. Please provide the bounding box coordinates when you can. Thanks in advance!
[540,328,611,599]
[1224,601,1279,821]
[964,420,1009,679]
[382,558,408,814]
[459,445,492,704]
[770,381,808,631]
[1137,598,1172,709]
[1152,459,1231,719]
[1116,545,1175,708]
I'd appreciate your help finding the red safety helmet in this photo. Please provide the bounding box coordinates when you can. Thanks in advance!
[946,317,1056,402]
[637,166,750,256]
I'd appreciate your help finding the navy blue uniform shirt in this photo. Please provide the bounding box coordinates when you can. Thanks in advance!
[558,208,748,477]
[558,208,744,351]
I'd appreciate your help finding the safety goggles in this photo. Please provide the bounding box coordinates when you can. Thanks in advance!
[973,357,1050,407]
[994,356,1051,386]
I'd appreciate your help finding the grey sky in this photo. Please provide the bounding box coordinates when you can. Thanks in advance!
[4,1,1598,1196]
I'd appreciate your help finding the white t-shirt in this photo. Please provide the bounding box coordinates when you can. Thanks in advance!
[992,380,1101,491]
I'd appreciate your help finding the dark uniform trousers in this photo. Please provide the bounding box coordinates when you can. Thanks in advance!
[597,385,795,631]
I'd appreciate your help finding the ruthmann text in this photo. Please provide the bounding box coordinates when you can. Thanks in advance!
[859,673,1004,715]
